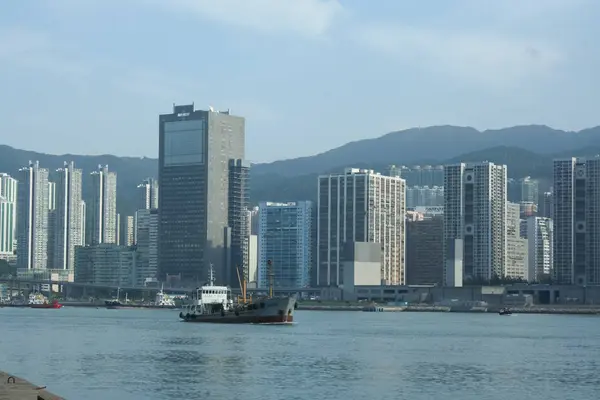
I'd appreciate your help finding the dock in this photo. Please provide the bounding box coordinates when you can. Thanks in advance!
[0,371,63,400]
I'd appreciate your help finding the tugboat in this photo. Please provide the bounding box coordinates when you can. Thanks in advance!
[29,293,63,309]
[179,261,296,324]
[105,288,132,309]
[152,284,176,309]
[498,307,512,315]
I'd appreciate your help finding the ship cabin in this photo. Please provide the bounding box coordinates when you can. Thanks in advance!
[195,285,232,305]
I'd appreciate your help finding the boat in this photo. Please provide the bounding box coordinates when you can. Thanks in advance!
[179,262,296,324]
[498,308,512,315]
[28,293,63,309]
[152,284,176,309]
[105,288,133,309]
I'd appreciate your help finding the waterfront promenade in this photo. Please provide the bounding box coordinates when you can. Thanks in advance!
[0,371,63,399]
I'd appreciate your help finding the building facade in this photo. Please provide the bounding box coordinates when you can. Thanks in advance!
[505,202,528,280]
[227,159,250,285]
[443,162,507,283]
[54,162,83,270]
[258,201,312,289]
[158,104,245,286]
[135,209,159,286]
[406,216,444,285]
[0,173,17,259]
[317,168,406,286]
[524,216,553,282]
[16,161,50,270]
[74,244,139,286]
[89,165,117,244]
[553,157,600,285]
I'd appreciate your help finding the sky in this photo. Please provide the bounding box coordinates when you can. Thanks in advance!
[0,0,599,163]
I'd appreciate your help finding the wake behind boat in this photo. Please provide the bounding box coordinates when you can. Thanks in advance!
[179,262,296,324]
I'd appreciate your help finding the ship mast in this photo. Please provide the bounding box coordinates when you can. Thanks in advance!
[236,265,247,304]
[267,259,274,298]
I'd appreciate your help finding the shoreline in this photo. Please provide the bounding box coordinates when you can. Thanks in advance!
[0,370,63,399]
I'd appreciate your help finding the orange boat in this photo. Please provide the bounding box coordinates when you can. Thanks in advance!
[30,299,63,309]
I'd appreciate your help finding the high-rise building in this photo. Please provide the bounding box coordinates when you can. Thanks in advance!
[553,157,600,285]
[443,162,507,283]
[405,215,443,285]
[125,215,135,246]
[134,209,159,286]
[505,202,528,280]
[116,213,121,245]
[54,162,83,270]
[541,190,553,219]
[79,200,86,246]
[317,168,406,286]
[406,186,444,208]
[227,159,250,284]
[158,104,245,286]
[137,178,159,210]
[17,161,50,270]
[47,181,56,268]
[89,165,117,244]
[258,201,313,289]
[524,216,553,282]
[0,173,17,259]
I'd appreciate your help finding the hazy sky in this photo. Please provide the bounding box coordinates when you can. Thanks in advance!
[1,0,598,163]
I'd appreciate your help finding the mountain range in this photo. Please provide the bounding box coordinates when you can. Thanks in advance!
[2,124,600,216]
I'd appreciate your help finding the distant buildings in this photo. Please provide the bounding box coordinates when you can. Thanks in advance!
[134,209,158,286]
[158,104,245,286]
[317,168,406,286]
[443,162,507,283]
[137,178,159,210]
[391,165,444,187]
[89,165,117,244]
[258,201,313,289]
[406,186,444,208]
[553,157,600,285]
[53,162,83,270]
[17,161,50,270]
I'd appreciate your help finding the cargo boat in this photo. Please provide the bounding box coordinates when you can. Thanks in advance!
[30,299,63,309]
[179,262,297,324]
[29,293,63,309]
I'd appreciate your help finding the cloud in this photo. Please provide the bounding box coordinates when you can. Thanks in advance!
[356,24,561,87]
[146,0,344,37]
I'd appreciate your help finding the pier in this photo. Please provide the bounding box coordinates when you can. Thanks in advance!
[0,371,63,399]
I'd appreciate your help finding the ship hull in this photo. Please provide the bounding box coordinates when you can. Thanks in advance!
[30,303,63,309]
[180,296,296,324]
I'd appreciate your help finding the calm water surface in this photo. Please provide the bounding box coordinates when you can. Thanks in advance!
[1,307,599,399]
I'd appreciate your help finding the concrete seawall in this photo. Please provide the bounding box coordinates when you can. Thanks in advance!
[0,371,63,399]
[297,304,600,314]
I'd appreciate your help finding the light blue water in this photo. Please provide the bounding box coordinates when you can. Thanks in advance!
[1,308,599,399]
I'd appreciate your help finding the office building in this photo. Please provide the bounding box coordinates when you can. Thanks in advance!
[74,244,139,286]
[137,178,159,210]
[541,191,553,219]
[505,202,527,280]
[47,181,56,268]
[443,162,507,283]
[406,216,444,285]
[0,173,17,259]
[89,165,117,244]
[406,186,444,209]
[520,176,539,204]
[158,104,244,286]
[317,168,406,286]
[16,161,50,270]
[525,216,553,282]
[553,157,600,285]
[258,201,313,289]
[135,209,159,286]
[54,162,83,270]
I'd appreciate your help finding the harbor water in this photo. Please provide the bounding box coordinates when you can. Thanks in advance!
[1,308,599,399]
